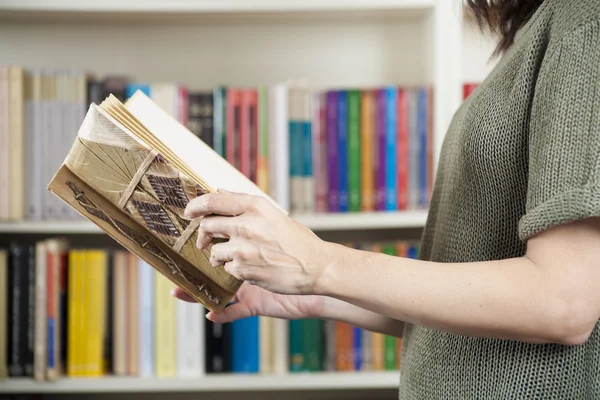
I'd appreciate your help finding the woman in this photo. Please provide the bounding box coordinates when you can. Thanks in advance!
[176,0,600,398]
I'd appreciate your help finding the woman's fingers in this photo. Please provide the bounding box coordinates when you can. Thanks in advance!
[206,302,253,324]
[185,192,254,219]
[171,287,196,303]
[210,239,258,266]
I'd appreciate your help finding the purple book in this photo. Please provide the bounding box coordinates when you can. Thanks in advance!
[376,89,387,211]
[326,91,339,212]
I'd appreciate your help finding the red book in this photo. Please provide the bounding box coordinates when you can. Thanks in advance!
[463,82,479,100]
[397,87,409,211]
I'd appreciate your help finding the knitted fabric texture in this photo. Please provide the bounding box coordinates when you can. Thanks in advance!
[400,0,600,398]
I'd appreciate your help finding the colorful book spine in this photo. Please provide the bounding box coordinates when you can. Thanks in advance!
[336,90,349,212]
[376,89,386,211]
[360,90,375,211]
[385,86,398,211]
[326,91,338,212]
[347,89,361,212]
[397,88,409,211]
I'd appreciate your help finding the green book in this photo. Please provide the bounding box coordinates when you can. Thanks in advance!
[289,320,304,372]
[347,89,361,212]
[304,318,324,372]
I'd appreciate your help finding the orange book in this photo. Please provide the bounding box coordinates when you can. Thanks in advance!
[370,243,385,370]
[360,90,375,211]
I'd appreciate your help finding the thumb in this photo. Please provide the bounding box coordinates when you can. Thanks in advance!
[206,302,253,324]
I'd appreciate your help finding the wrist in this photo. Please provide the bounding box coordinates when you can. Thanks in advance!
[312,240,345,297]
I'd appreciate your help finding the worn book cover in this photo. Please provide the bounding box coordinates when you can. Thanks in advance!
[48,92,281,312]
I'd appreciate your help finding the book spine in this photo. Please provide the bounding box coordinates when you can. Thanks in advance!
[8,244,22,377]
[0,68,9,221]
[127,254,139,376]
[397,87,409,211]
[176,299,203,377]
[347,89,361,212]
[300,87,313,213]
[249,89,258,184]
[408,89,419,209]
[138,260,154,378]
[240,89,251,178]
[336,90,348,213]
[33,242,47,381]
[314,92,328,213]
[205,316,231,373]
[213,87,224,156]
[24,244,35,377]
[353,325,363,371]
[326,91,338,212]
[385,86,398,211]
[418,88,428,208]
[360,90,374,212]
[376,89,386,211]
[0,250,6,379]
[288,86,303,214]
[232,316,259,373]
[267,84,289,212]
[155,272,175,377]
[426,86,435,205]
[257,87,269,193]
[8,67,25,221]
[288,320,303,372]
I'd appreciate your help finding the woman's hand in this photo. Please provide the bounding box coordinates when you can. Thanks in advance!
[172,283,326,323]
[184,190,330,296]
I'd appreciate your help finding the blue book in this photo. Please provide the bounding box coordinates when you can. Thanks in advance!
[385,86,398,211]
[337,90,349,212]
[418,88,428,208]
[353,326,363,370]
[125,83,151,99]
[231,316,259,373]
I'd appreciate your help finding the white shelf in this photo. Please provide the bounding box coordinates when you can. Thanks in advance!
[0,372,400,394]
[0,0,435,13]
[294,211,427,230]
[0,211,427,234]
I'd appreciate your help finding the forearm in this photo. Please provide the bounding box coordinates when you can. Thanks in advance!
[317,296,405,338]
[316,242,586,345]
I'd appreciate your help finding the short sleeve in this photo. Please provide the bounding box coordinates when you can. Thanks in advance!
[518,23,600,241]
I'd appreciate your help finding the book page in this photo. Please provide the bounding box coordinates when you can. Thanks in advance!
[124,91,284,212]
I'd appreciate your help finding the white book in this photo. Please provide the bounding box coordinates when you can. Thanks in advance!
[267,83,290,212]
[176,301,204,378]
[25,69,43,220]
[259,316,274,374]
[33,241,47,381]
[138,259,154,378]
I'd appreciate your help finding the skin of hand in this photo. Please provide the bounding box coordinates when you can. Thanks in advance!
[182,190,600,346]
[184,189,330,296]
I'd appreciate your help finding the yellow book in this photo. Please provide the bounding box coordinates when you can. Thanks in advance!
[67,250,80,376]
[84,250,107,377]
[360,90,375,211]
[155,271,176,377]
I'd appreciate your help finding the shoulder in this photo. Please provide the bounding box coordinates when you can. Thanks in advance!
[547,0,600,41]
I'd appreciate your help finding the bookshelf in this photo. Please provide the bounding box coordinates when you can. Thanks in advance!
[0,1,497,399]
[1,371,400,394]
[0,211,428,234]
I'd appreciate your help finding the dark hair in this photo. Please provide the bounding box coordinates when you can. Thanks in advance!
[465,0,545,55]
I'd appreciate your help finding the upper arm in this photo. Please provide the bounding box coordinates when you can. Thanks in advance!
[518,23,600,344]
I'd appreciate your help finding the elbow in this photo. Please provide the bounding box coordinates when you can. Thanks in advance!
[545,297,597,346]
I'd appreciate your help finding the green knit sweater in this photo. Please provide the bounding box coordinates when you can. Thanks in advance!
[400,0,600,398]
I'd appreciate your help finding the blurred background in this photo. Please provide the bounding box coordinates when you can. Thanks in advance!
[0,1,496,399]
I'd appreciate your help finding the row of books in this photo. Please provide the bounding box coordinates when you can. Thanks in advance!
[0,238,419,380]
[0,66,439,222]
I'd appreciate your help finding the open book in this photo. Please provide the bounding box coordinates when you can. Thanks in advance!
[47,91,282,312]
